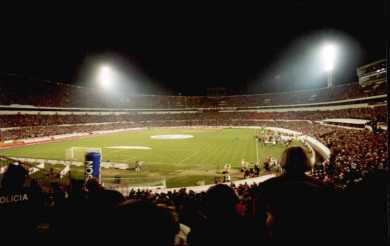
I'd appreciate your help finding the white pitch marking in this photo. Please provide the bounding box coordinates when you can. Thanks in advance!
[105,146,152,150]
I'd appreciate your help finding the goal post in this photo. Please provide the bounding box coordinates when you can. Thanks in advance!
[65,147,103,161]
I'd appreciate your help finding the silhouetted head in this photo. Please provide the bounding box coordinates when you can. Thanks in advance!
[98,189,125,208]
[205,184,239,218]
[280,146,312,176]
[1,164,28,191]
[85,177,103,193]
[111,200,179,246]
[69,179,85,196]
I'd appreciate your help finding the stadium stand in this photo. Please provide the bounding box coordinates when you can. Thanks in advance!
[0,106,385,128]
[0,73,387,108]
[0,74,388,244]
[0,105,386,140]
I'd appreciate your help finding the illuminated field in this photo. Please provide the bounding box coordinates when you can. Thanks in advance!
[0,128,301,187]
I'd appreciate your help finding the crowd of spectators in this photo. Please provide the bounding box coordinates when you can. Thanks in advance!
[313,129,388,188]
[0,122,138,141]
[0,108,387,192]
[0,145,387,244]
[0,111,387,194]
[0,105,386,141]
[226,106,387,121]
[252,121,388,189]
[0,74,386,108]
[0,76,388,243]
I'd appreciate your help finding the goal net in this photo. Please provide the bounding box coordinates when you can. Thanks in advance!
[65,147,103,161]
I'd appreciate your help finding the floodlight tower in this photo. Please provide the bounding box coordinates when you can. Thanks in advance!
[98,65,112,89]
[321,44,336,88]
[327,67,333,88]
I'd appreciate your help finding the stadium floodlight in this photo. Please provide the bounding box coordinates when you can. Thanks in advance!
[320,43,337,87]
[321,43,336,72]
[98,65,112,89]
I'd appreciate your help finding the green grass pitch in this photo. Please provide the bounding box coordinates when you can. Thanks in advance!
[0,128,300,187]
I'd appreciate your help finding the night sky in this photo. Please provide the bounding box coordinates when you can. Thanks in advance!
[1,1,387,95]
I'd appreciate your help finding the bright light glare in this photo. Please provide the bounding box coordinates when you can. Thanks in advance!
[98,65,112,88]
[321,44,336,72]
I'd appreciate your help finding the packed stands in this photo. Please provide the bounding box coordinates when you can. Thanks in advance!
[0,74,388,244]
[1,118,387,189]
[0,74,386,108]
[0,105,386,128]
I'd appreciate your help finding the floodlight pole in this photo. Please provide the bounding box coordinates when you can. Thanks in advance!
[327,70,333,88]
[256,137,259,165]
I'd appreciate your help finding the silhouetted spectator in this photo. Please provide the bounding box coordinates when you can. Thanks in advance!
[254,163,260,176]
[108,200,179,246]
[189,184,256,245]
[0,163,42,239]
[50,179,87,242]
[255,146,334,245]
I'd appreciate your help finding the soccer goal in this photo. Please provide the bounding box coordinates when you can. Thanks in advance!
[65,147,103,161]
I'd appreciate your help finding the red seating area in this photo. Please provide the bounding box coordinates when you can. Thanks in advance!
[0,106,386,128]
